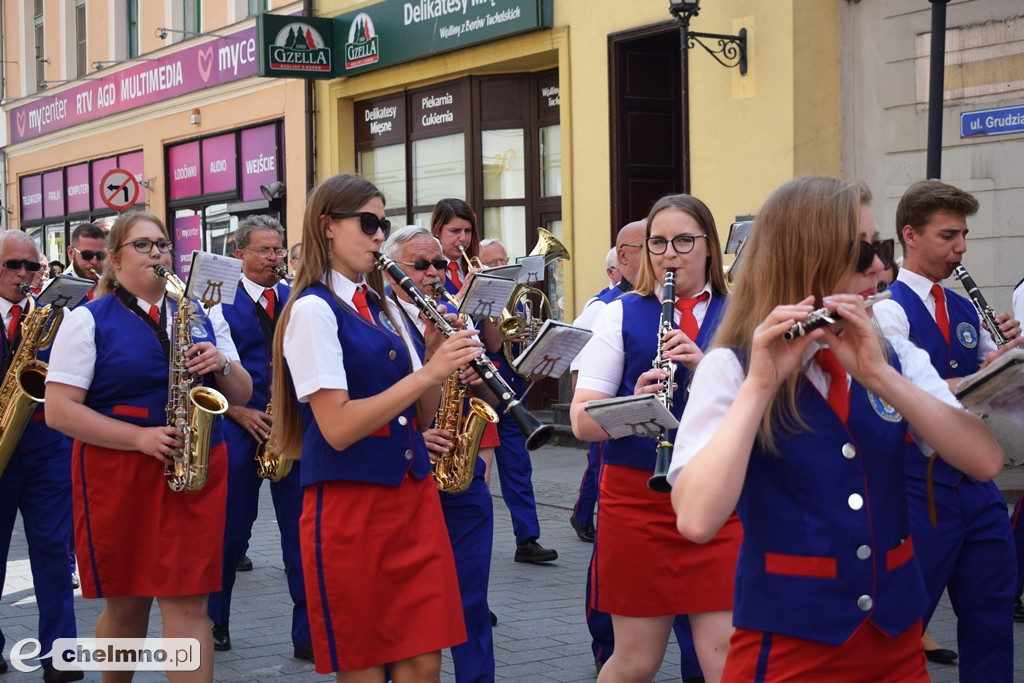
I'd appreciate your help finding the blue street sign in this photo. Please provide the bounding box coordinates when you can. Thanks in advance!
[960,105,1024,138]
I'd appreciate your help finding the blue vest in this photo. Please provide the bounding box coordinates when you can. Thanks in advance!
[0,325,66,453]
[888,281,979,486]
[602,293,726,471]
[83,293,223,446]
[220,282,290,409]
[295,284,431,487]
[733,349,927,644]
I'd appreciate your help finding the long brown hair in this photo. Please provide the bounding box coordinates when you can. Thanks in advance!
[430,198,480,258]
[270,173,387,459]
[712,176,862,450]
[633,194,727,298]
[97,211,170,298]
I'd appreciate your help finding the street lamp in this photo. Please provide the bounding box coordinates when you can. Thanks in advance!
[668,0,748,76]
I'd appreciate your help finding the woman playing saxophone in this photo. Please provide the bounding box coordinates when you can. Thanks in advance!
[45,211,251,682]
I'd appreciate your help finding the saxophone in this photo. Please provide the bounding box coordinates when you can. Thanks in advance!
[647,269,676,493]
[0,283,63,477]
[253,267,292,481]
[432,367,499,494]
[156,266,229,492]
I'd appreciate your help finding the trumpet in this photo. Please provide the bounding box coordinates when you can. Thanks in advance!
[952,264,1008,347]
[375,252,553,450]
[459,245,484,271]
[783,290,892,342]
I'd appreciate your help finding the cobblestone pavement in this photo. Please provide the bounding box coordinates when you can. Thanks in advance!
[2,446,1022,680]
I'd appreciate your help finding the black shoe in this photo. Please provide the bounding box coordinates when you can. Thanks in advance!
[42,663,84,683]
[236,554,253,572]
[212,622,231,651]
[489,609,498,627]
[293,644,314,662]
[1014,597,1024,623]
[924,648,958,665]
[514,538,558,564]
[569,515,595,543]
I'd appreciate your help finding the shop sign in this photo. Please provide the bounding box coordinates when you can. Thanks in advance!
[66,163,91,214]
[7,26,259,144]
[173,215,203,279]
[410,81,465,136]
[20,175,43,222]
[961,104,1024,138]
[334,0,552,76]
[169,142,202,200]
[257,14,335,78]
[43,170,64,218]
[355,94,405,145]
[202,134,238,194]
[119,151,145,190]
[240,124,280,202]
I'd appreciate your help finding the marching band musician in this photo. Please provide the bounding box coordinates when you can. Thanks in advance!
[872,179,1022,681]
[204,215,312,661]
[381,225,497,683]
[45,210,252,683]
[430,200,558,565]
[669,176,1003,681]
[0,232,81,682]
[66,222,107,301]
[269,174,479,681]
[570,194,737,683]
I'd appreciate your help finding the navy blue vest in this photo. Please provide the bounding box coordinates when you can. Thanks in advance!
[602,293,726,471]
[295,284,430,487]
[1,317,66,453]
[220,282,290,409]
[733,349,927,644]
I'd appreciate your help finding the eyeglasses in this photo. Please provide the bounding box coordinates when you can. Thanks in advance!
[646,234,708,255]
[326,212,392,238]
[1,259,42,272]
[856,238,894,272]
[73,247,107,261]
[120,238,174,254]
[618,243,643,250]
[247,247,288,259]
[394,258,449,272]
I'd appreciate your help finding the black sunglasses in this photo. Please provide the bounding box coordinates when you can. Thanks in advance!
[327,212,391,238]
[74,247,107,261]
[395,258,449,272]
[856,238,894,272]
[1,259,42,272]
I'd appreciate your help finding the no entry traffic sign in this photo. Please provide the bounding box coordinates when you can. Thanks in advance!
[99,168,140,211]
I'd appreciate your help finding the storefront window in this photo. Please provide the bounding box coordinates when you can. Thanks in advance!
[45,224,66,264]
[412,133,465,207]
[539,124,561,198]
[481,129,525,200]
[359,144,406,211]
[204,204,236,255]
[482,206,527,259]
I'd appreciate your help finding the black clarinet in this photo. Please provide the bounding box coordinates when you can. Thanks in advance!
[375,253,554,450]
[648,270,676,493]
[952,264,1008,347]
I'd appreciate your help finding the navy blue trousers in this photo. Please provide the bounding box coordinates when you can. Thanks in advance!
[572,441,601,529]
[207,422,310,647]
[493,414,540,545]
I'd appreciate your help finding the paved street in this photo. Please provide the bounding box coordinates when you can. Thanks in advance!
[2,445,1022,681]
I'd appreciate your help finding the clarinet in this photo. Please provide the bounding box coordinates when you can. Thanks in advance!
[648,270,676,493]
[783,290,892,342]
[374,253,554,450]
[952,264,1008,347]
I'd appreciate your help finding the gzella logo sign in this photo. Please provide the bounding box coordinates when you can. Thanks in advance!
[345,13,380,70]
[270,22,332,73]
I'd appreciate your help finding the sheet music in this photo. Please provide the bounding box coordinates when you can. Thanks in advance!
[512,320,593,379]
[486,263,523,282]
[516,255,546,285]
[955,347,1024,427]
[458,273,518,321]
[37,275,94,309]
[725,220,754,255]
[187,251,242,308]
[584,394,679,440]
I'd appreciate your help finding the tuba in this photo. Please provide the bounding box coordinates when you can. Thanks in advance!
[0,283,63,477]
[255,266,293,481]
[157,266,229,491]
[431,367,499,494]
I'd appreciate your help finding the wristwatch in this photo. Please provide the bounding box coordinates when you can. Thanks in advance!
[221,359,232,376]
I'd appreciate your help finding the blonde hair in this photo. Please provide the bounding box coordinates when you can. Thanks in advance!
[97,211,169,298]
[712,176,862,450]
[270,173,388,459]
[633,194,727,298]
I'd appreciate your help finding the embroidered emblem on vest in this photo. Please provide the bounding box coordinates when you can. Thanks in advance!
[867,391,903,423]
[955,322,978,348]
[190,321,209,340]
[377,310,398,335]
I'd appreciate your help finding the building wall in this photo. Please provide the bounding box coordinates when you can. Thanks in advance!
[840,0,1024,312]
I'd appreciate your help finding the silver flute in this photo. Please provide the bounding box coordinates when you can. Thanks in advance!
[783,290,892,342]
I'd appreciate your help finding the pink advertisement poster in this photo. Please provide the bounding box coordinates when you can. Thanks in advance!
[91,157,118,210]
[66,163,91,213]
[202,133,237,194]
[173,215,203,279]
[169,142,202,200]
[43,170,64,218]
[240,124,279,201]
[20,175,43,222]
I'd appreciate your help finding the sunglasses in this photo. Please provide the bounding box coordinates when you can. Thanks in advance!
[73,247,107,261]
[1,259,42,272]
[395,258,449,271]
[856,238,894,272]
[327,212,392,238]
[120,238,174,254]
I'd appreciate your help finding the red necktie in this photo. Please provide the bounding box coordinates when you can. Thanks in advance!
[675,291,710,340]
[447,262,463,290]
[815,349,849,425]
[352,285,374,323]
[262,289,275,319]
[931,284,950,345]
[7,304,21,342]
[148,305,160,325]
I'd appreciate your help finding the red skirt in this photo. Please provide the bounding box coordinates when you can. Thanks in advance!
[593,463,742,617]
[301,472,466,673]
[72,439,227,599]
